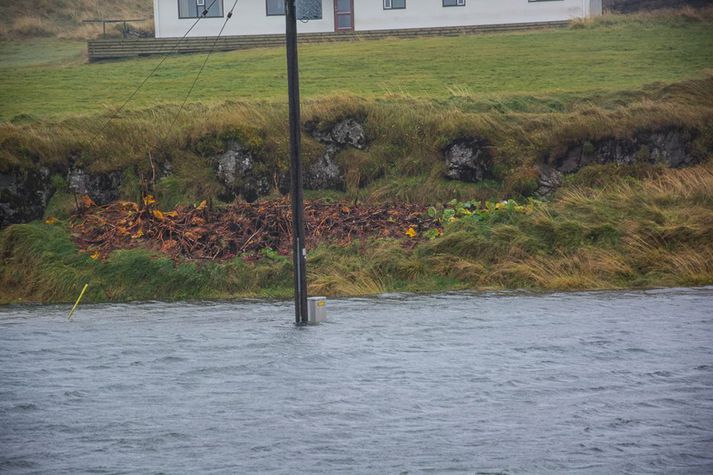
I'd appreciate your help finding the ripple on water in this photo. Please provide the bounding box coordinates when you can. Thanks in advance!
[63,390,88,399]
[152,356,188,364]
[0,288,712,474]
[11,403,38,412]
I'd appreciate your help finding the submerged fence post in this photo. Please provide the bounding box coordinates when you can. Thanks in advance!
[286,0,309,326]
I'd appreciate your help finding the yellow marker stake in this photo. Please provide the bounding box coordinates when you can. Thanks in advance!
[67,284,89,320]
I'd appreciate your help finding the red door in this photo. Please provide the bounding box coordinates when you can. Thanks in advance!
[334,0,354,32]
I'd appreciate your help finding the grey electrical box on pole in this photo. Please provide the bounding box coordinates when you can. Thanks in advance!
[285,0,309,326]
[308,297,327,325]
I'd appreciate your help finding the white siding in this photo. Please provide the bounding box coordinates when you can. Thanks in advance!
[154,0,334,38]
[154,0,597,38]
[354,0,585,31]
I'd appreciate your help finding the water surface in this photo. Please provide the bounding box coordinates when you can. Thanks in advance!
[1,288,712,473]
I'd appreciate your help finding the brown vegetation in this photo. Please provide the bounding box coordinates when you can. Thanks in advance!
[70,196,439,260]
[0,0,153,40]
[1,159,711,303]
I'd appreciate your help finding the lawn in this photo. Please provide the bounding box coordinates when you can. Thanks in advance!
[0,13,712,120]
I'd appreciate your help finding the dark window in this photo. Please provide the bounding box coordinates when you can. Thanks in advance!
[298,0,322,19]
[178,0,224,18]
[384,0,406,9]
[267,0,323,19]
[443,0,465,6]
[266,0,285,15]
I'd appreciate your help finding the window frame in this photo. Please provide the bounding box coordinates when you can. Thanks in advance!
[266,0,285,16]
[443,0,465,6]
[266,0,323,20]
[383,0,406,10]
[177,0,224,19]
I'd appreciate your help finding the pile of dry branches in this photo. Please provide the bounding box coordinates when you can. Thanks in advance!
[71,196,440,260]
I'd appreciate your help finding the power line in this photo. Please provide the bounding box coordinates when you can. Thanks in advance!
[89,0,222,145]
[162,0,241,142]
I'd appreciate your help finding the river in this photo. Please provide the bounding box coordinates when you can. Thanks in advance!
[1,288,712,474]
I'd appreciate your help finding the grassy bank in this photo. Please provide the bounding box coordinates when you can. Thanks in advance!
[2,160,712,304]
[1,8,712,303]
[1,10,713,120]
[3,72,712,207]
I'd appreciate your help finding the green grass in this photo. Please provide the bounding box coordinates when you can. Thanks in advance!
[0,221,294,303]
[1,12,712,120]
[0,39,85,68]
[1,9,712,303]
[3,161,712,304]
[2,72,711,213]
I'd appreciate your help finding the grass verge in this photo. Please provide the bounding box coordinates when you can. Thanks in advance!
[2,161,712,304]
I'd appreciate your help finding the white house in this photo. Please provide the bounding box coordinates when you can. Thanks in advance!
[153,0,603,38]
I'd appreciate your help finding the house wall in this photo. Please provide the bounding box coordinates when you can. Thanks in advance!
[154,0,597,39]
[154,0,334,38]
[353,0,587,31]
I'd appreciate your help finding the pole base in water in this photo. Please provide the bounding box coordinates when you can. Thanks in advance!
[308,297,327,325]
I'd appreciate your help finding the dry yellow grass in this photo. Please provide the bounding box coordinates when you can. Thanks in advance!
[485,247,633,290]
[310,271,388,297]
[0,0,153,40]
[644,162,713,199]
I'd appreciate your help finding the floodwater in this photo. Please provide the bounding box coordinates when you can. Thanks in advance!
[1,288,712,474]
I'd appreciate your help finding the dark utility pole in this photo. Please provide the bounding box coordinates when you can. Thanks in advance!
[285,0,309,325]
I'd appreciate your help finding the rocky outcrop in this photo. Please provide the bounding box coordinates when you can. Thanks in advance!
[67,168,122,205]
[210,120,368,197]
[214,141,271,203]
[0,167,52,227]
[305,119,367,190]
[550,129,699,174]
[310,118,367,150]
[1,165,124,227]
[537,128,701,197]
[305,152,342,190]
[444,138,492,182]
[536,164,564,198]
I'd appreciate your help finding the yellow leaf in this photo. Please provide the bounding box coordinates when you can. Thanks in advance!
[120,201,140,212]
[405,227,417,238]
[143,195,157,206]
[45,216,57,225]
[165,211,178,218]
[196,200,208,211]
[152,209,165,221]
[90,250,101,260]
[131,229,144,239]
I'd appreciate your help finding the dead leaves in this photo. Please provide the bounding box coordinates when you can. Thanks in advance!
[71,197,440,261]
[80,195,96,208]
